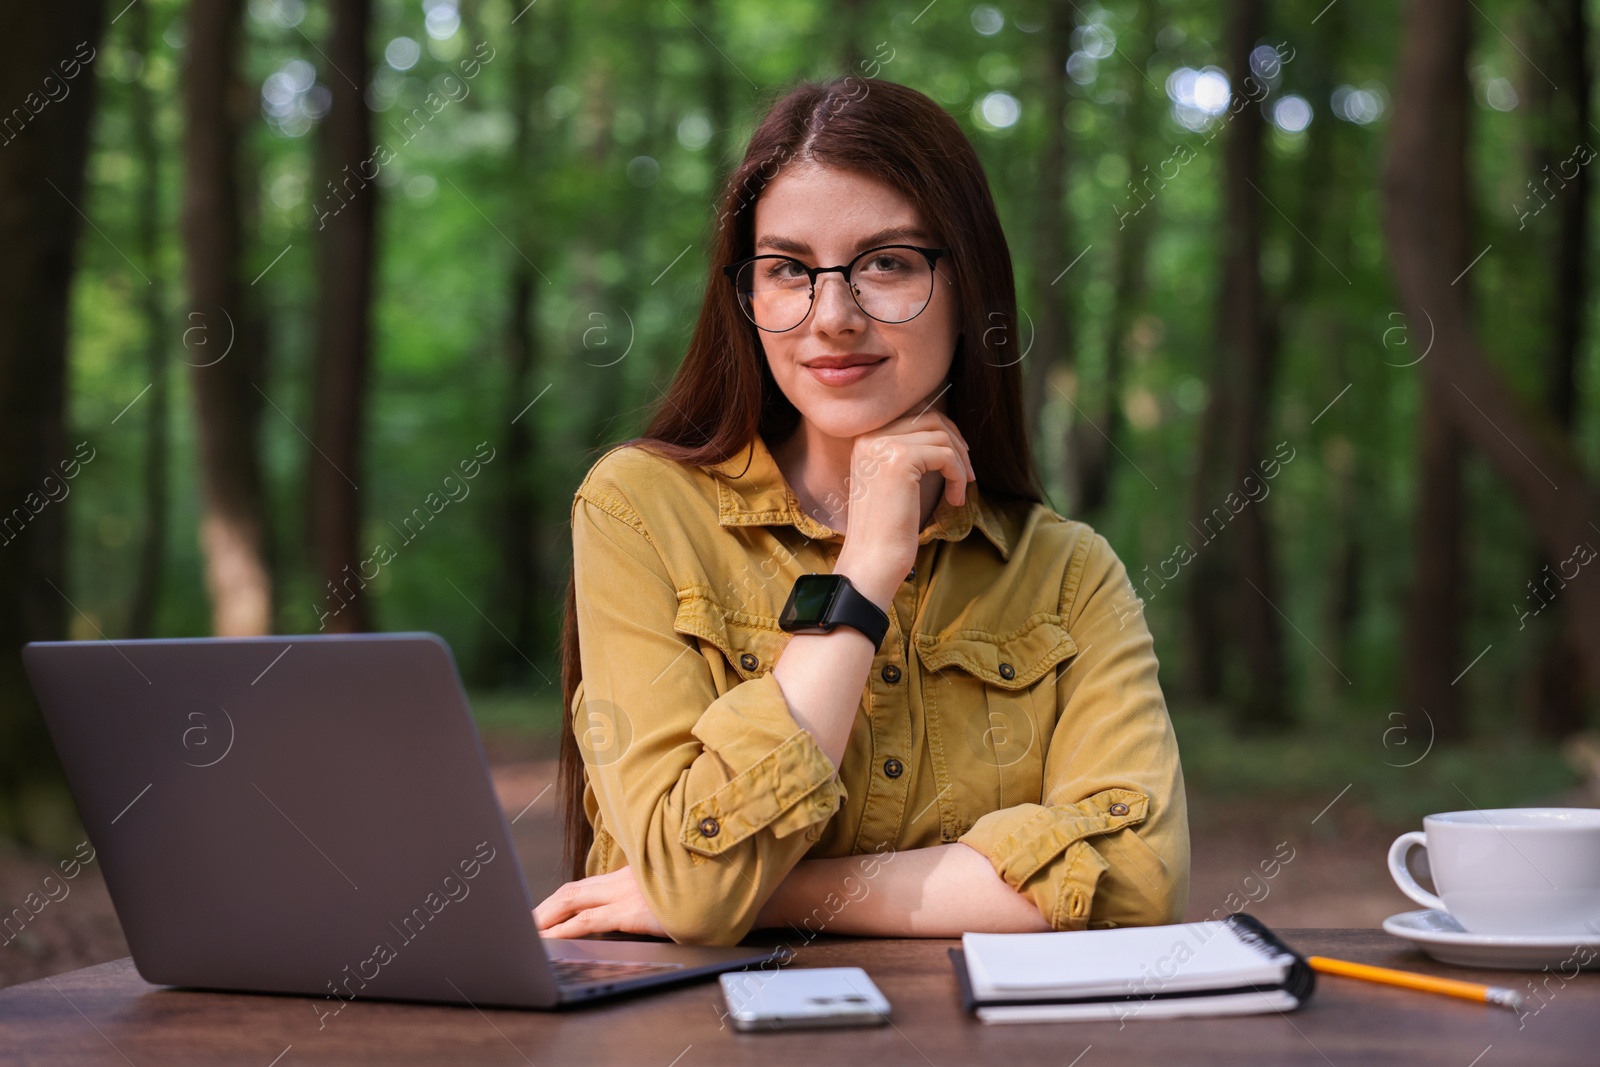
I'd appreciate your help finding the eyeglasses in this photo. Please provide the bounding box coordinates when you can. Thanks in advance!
[722,244,951,333]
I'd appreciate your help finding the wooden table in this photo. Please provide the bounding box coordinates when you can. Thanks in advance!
[1,929,1593,1065]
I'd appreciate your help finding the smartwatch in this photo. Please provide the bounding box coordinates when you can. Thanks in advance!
[779,573,891,651]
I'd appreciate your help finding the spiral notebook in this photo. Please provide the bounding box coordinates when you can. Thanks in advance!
[948,913,1315,1024]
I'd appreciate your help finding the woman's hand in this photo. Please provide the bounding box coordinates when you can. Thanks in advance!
[532,865,668,939]
[835,405,974,607]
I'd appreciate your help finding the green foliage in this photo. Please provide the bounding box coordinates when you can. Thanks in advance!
[1172,698,1580,827]
[57,0,1596,754]
[470,686,564,737]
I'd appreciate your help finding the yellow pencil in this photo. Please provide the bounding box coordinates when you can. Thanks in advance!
[1307,955,1523,1011]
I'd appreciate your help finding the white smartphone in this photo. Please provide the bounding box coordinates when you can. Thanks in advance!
[719,966,891,1031]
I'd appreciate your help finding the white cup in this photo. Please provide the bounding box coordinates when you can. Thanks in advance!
[1388,808,1600,937]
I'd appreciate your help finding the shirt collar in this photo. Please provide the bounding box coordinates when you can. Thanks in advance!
[704,432,1012,561]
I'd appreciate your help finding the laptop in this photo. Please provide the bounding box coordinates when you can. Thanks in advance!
[22,632,784,1009]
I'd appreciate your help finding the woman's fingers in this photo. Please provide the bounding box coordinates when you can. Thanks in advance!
[840,408,976,585]
[541,904,613,939]
[533,871,616,930]
[898,410,973,483]
[936,445,966,505]
[532,891,580,931]
[881,439,965,503]
[533,866,667,940]
[862,425,973,487]
[939,414,974,482]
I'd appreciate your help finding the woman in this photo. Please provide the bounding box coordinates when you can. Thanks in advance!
[534,77,1188,946]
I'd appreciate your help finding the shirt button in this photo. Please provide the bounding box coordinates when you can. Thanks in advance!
[906,566,916,581]
[883,758,904,779]
[1108,803,1130,816]
[880,663,901,684]
[739,652,759,672]
[698,816,721,838]
[998,662,1016,680]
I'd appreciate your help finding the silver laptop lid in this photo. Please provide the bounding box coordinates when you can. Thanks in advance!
[23,633,562,1009]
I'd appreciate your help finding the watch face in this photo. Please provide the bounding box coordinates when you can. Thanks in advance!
[781,574,842,630]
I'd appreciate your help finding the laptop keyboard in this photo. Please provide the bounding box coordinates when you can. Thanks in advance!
[550,957,687,988]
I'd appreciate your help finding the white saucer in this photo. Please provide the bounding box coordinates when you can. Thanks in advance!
[1382,909,1600,971]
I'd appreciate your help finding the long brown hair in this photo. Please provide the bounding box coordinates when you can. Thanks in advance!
[557,76,1045,881]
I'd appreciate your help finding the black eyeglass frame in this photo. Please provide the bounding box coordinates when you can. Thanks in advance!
[721,244,952,333]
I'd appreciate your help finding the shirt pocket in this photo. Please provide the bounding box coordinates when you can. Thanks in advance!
[671,587,791,684]
[914,613,1078,834]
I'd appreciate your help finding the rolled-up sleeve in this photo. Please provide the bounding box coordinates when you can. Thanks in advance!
[957,530,1190,930]
[571,483,846,946]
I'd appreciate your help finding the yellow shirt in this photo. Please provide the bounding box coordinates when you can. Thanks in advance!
[569,431,1189,946]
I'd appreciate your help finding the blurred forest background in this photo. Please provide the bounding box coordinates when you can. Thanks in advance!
[3,0,1600,867]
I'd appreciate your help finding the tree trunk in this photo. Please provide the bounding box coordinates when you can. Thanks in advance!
[128,0,171,639]
[1401,1,1470,744]
[1186,0,1287,729]
[1527,0,1592,738]
[1312,87,1366,680]
[1027,0,1072,474]
[457,0,488,112]
[836,0,868,74]
[1271,1,1363,691]
[1223,0,1286,730]
[0,0,107,840]
[183,0,274,636]
[1071,0,1159,519]
[309,0,377,634]
[1185,11,1248,704]
[477,1,561,685]
[691,0,732,192]
[1406,400,1467,742]
[1384,0,1600,698]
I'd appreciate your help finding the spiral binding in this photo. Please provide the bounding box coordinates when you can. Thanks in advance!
[1226,912,1318,1004]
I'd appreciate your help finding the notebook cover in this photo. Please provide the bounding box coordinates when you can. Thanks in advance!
[948,913,1316,1012]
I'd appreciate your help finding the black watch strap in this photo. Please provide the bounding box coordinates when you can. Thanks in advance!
[827,575,890,650]
[780,573,891,651]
